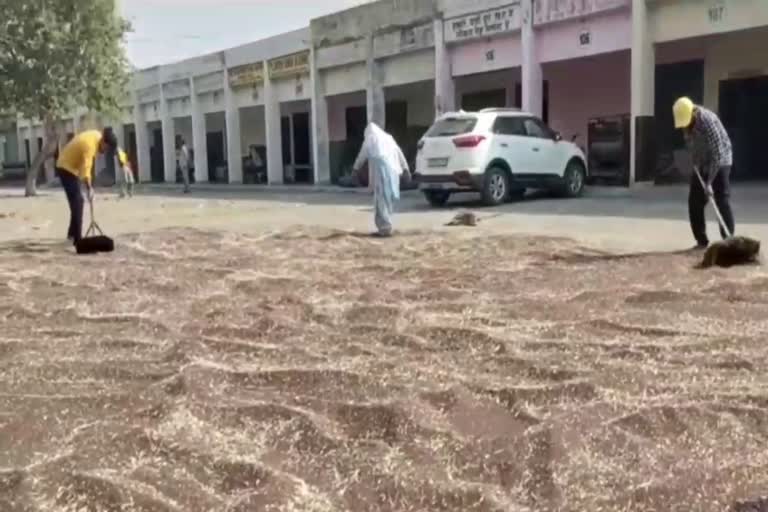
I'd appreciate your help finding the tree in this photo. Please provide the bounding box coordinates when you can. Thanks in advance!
[0,0,131,196]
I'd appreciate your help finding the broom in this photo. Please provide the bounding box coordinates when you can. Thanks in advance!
[75,197,115,255]
[694,166,760,268]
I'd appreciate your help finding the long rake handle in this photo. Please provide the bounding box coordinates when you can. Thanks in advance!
[85,195,104,238]
[693,166,732,238]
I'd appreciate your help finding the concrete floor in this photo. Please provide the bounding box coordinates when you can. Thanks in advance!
[0,183,766,253]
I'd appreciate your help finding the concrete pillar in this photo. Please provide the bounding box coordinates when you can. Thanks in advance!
[434,18,456,117]
[264,61,284,185]
[159,85,176,183]
[190,78,209,183]
[521,0,543,118]
[365,34,385,127]
[133,94,151,183]
[310,47,331,185]
[630,0,656,186]
[223,68,243,184]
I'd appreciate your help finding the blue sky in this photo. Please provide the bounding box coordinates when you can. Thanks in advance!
[121,0,371,69]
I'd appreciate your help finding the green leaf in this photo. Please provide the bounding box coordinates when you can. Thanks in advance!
[0,0,131,121]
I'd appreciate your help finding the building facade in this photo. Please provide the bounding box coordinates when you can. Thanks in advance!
[5,0,768,187]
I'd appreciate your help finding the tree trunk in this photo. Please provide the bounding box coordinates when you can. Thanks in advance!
[25,116,60,197]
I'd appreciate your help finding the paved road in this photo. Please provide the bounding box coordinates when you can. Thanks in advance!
[0,183,765,253]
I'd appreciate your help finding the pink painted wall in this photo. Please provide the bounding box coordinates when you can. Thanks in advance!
[536,9,631,64]
[450,34,522,77]
[544,50,630,144]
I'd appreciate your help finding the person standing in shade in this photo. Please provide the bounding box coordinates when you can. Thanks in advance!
[352,122,410,237]
[177,136,191,193]
[55,128,122,244]
[117,148,135,198]
[673,96,735,250]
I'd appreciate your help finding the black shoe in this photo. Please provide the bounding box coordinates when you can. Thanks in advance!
[690,243,708,251]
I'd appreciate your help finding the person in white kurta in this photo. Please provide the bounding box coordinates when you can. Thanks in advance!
[177,137,191,193]
[353,123,409,236]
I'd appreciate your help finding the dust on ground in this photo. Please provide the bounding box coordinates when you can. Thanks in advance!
[1,225,767,512]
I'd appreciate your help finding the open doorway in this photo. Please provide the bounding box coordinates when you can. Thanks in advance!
[292,112,312,183]
[150,127,164,183]
[719,75,768,181]
[461,89,506,111]
[206,131,226,183]
[654,59,705,182]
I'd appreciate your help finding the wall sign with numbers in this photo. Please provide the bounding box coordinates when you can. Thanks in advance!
[579,30,591,47]
[444,2,523,44]
[708,0,725,24]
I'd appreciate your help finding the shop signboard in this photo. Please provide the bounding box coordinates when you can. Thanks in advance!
[268,51,311,80]
[229,62,265,88]
[444,2,523,43]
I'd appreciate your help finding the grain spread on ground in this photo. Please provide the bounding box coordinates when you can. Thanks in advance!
[1,227,767,511]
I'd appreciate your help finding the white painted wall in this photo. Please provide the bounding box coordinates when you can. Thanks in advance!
[322,63,367,96]
[272,75,312,103]
[168,97,191,118]
[199,91,226,115]
[379,50,436,87]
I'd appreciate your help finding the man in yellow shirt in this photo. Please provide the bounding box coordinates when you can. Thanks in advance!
[56,127,123,243]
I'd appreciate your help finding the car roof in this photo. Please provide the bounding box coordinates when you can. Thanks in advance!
[438,108,534,119]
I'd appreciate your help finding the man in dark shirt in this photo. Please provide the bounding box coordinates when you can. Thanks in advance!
[673,96,735,249]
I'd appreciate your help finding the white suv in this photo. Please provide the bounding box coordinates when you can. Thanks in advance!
[414,108,588,207]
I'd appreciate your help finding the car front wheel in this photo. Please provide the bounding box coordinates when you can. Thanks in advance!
[481,167,510,206]
[559,160,586,198]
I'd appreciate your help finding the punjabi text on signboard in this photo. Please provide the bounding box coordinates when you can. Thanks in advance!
[268,51,311,80]
[229,62,265,88]
[444,2,523,43]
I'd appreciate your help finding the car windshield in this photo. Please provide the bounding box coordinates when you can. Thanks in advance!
[425,117,478,137]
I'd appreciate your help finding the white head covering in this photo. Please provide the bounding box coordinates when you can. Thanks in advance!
[363,122,405,176]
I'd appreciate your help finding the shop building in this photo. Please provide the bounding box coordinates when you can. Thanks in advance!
[8,0,768,187]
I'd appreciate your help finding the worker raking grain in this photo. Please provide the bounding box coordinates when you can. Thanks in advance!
[673,97,761,267]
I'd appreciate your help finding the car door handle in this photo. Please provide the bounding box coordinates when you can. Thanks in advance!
[532,147,540,152]
[501,143,508,148]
